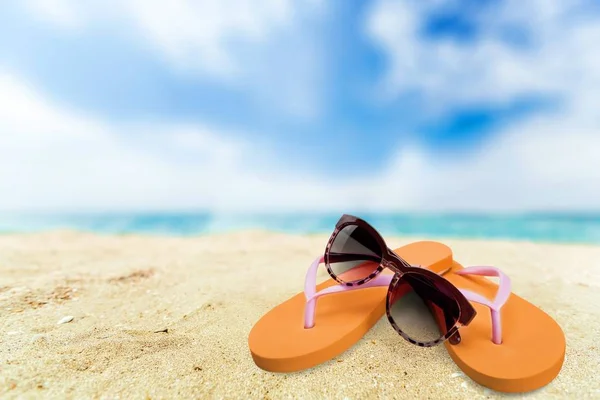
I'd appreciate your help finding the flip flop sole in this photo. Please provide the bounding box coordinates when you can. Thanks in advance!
[444,261,566,393]
[248,241,453,372]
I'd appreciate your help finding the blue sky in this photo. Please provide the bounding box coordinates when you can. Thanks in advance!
[0,0,598,212]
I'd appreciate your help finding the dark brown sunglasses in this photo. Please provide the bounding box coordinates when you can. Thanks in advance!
[324,214,476,346]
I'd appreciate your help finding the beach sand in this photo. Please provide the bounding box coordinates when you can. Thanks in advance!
[1,231,599,399]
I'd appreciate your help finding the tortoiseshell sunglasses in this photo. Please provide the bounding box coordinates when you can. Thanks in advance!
[324,214,477,346]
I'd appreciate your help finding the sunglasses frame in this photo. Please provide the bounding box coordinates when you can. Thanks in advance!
[324,214,476,346]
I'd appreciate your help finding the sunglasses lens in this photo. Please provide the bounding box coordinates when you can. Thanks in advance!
[388,273,460,344]
[329,224,383,283]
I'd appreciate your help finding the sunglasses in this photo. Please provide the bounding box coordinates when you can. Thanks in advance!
[324,214,476,347]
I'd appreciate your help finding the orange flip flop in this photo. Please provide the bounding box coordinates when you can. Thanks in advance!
[440,261,566,393]
[248,241,453,372]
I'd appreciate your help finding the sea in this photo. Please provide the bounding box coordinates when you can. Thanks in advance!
[1,212,600,244]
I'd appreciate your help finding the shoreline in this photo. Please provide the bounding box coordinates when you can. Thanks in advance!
[1,228,600,247]
[1,231,599,398]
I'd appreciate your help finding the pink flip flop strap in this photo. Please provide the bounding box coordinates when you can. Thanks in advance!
[303,258,512,345]
[303,256,394,328]
[455,266,512,345]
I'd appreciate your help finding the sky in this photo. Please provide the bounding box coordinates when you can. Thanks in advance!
[0,0,599,213]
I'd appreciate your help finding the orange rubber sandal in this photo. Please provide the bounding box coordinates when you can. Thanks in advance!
[248,241,453,372]
[385,261,566,392]
[440,261,566,393]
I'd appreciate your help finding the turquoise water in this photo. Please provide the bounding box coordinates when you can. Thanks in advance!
[1,212,600,244]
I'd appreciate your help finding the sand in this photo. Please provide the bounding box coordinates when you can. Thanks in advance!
[1,231,599,399]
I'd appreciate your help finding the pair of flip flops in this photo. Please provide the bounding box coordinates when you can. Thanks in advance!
[248,241,565,393]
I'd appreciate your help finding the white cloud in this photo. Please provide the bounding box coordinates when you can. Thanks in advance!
[365,0,600,110]
[21,0,86,29]
[0,71,355,212]
[21,0,326,118]
[375,118,600,212]
[0,71,598,213]
[2,0,599,212]
[361,0,600,210]
[23,0,300,74]
[122,0,295,77]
